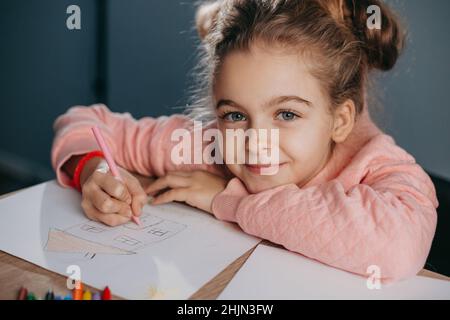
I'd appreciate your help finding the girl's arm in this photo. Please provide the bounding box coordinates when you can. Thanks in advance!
[62,155,155,190]
[211,144,438,283]
[52,104,221,188]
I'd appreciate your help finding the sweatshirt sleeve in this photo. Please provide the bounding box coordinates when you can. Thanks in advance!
[211,156,438,283]
[51,103,222,188]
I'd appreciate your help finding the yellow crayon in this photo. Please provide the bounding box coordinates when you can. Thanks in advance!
[82,289,92,300]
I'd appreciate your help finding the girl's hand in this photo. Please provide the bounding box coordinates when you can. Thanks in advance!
[80,158,148,226]
[145,171,228,214]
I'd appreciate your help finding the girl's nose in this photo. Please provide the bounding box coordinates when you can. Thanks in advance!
[245,128,274,158]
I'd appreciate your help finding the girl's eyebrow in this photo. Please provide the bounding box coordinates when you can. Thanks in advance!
[266,95,312,108]
[216,95,312,109]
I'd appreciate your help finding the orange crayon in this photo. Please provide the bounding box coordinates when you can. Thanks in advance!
[72,281,83,300]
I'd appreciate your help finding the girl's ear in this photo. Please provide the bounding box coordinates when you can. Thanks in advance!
[331,99,356,144]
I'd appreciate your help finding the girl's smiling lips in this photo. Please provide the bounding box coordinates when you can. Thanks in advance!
[244,163,287,175]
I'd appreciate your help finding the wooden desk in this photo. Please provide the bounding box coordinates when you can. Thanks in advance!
[0,188,448,300]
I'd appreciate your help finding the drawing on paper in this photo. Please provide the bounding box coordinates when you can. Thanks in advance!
[80,224,106,233]
[114,235,141,246]
[44,212,187,257]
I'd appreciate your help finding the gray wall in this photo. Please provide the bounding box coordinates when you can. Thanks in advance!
[0,0,98,177]
[0,0,199,189]
[106,0,198,118]
[377,0,450,180]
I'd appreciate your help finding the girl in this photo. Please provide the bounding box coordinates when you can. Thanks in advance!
[51,0,438,283]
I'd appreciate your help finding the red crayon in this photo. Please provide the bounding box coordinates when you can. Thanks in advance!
[17,287,28,300]
[102,286,111,300]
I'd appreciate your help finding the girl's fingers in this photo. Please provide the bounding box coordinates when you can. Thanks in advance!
[125,176,149,217]
[168,171,192,177]
[116,202,133,218]
[89,184,132,216]
[145,174,191,196]
[152,188,189,205]
[95,171,131,204]
[131,194,147,217]
[82,200,130,227]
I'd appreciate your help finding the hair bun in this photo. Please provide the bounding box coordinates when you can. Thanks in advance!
[195,1,221,40]
[346,0,405,71]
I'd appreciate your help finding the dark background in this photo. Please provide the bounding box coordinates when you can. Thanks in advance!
[0,0,449,276]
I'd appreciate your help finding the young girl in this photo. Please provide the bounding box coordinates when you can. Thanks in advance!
[51,0,438,283]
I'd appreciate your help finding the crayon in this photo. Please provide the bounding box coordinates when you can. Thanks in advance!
[17,287,27,300]
[82,290,92,300]
[26,292,36,300]
[63,294,72,300]
[92,292,101,300]
[72,281,83,300]
[45,290,55,300]
[101,286,111,300]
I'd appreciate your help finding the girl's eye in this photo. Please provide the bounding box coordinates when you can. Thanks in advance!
[222,112,247,122]
[276,111,299,121]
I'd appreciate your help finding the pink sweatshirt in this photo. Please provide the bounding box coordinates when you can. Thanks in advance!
[51,104,438,283]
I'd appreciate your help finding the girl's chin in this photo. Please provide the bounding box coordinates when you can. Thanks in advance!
[242,175,291,194]
[228,164,294,193]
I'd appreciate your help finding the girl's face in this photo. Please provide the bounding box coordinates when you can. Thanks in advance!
[213,43,338,193]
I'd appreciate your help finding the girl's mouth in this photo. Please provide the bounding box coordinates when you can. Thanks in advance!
[244,163,286,175]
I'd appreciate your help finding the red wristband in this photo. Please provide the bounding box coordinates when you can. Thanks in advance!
[72,151,104,192]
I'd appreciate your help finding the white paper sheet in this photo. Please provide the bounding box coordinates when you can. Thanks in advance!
[218,244,450,300]
[0,180,260,299]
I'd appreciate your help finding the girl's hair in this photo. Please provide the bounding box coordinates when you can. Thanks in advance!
[185,0,405,123]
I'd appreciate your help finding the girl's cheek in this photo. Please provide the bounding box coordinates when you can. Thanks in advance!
[281,127,324,162]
